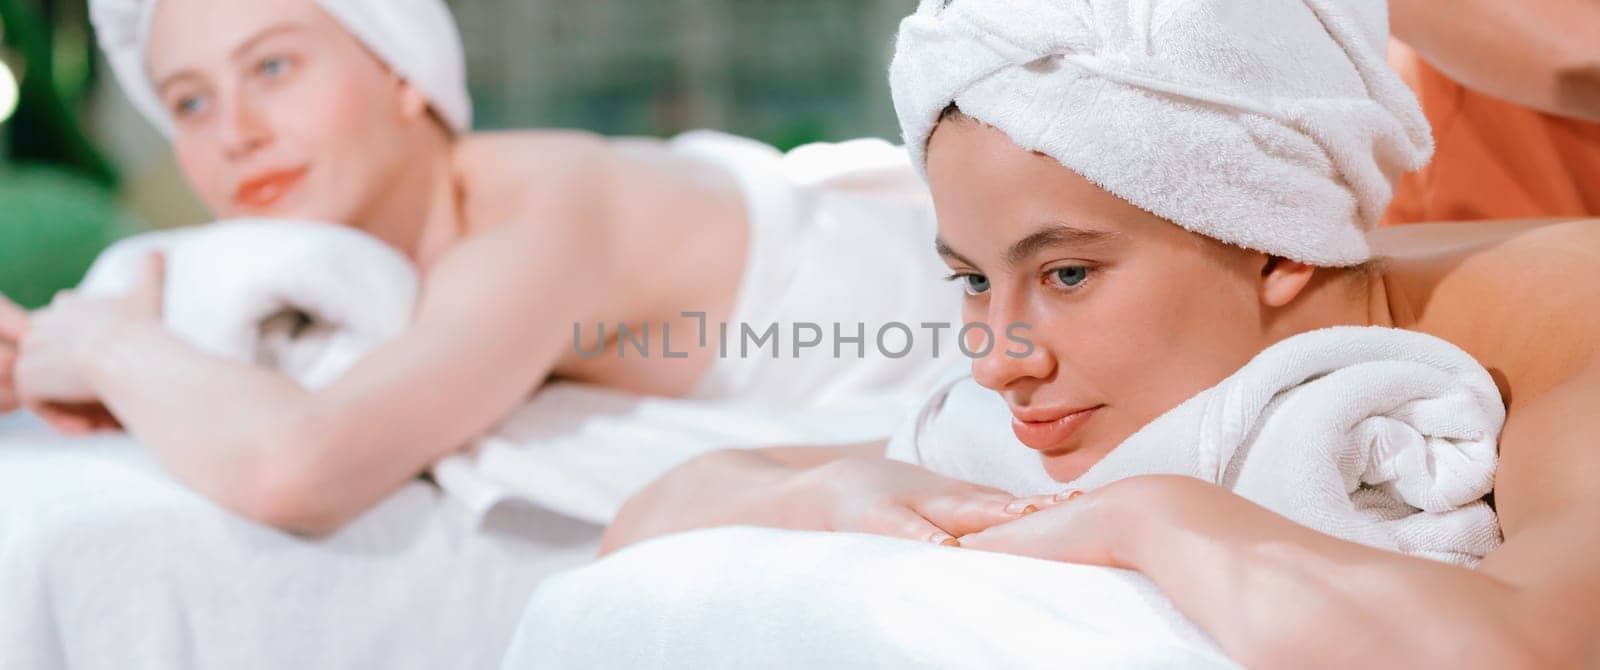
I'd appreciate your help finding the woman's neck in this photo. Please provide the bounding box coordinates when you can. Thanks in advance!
[1267,265,1399,342]
[352,132,463,271]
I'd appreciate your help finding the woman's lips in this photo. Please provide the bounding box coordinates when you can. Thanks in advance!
[233,167,308,210]
[1011,406,1103,452]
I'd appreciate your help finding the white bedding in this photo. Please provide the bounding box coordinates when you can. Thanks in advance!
[0,423,602,670]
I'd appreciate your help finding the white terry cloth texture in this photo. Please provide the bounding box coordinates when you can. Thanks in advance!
[501,327,1504,669]
[90,0,473,136]
[79,219,419,390]
[503,526,1237,670]
[668,130,961,407]
[887,326,1504,565]
[0,429,601,670]
[888,0,1434,266]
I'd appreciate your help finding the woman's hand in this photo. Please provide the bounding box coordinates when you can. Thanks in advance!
[13,253,164,433]
[793,456,1039,546]
[601,446,1038,556]
[0,294,29,414]
[957,475,1210,569]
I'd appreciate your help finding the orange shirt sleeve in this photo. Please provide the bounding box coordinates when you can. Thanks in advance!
[1383,40,1600,225]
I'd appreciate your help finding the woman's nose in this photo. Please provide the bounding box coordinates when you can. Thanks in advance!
[969,303,1055,392]
[219,93,272,159]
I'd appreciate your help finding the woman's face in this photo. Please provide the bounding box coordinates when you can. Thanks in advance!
[927,117,1274,482]
[145,0,430,223]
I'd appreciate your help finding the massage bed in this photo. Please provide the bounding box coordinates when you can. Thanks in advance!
[0,369,921,670]
[0,415,603,670]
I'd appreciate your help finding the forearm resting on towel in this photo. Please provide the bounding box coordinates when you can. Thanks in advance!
[1108,370,1600,668]
[603,443,1027,555]
[1391,0,1600,121]
[84,213,607,535]
[601,444,878,554]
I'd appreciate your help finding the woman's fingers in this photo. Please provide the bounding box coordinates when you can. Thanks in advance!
[0,343,19,413]
[29,402,95,436]
[0,296,26,341]
[1008,490,1084,513]
[914,489,1033,537]
[869,506,963,547]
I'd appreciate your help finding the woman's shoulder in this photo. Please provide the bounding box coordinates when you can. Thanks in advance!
[1384,219,1600,396]
[453,130,613,191]
[449,130,621,233]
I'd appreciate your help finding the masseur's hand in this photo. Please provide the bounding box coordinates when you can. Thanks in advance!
[790,456,1040,547]
[0,294,28,414]
[14,253,164,434]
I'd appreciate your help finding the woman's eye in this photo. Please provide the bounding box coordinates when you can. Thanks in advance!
[1050,266,1090,288]
[258,57,290,78]
[174,94,208,118]
[961,274,991,296]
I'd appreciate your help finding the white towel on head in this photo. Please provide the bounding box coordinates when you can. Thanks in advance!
[91,0,472,136]
[888,0,1433,266]
[887,326,1504,565]
[78,219,419,389]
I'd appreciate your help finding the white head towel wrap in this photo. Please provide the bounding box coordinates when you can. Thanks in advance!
[91,0,472,136]
[889,0,1433,266]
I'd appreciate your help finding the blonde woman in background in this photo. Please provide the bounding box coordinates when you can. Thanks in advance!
[0,0,959,535]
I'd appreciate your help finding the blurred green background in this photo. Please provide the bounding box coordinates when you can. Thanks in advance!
[0,0,914,308]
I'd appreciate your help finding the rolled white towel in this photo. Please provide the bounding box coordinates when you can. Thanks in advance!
[78,220,419,390]
[887,326,1505,565]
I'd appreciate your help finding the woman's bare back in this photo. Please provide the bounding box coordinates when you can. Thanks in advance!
[450,130,752,397]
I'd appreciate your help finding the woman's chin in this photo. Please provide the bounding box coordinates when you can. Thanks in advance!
[1039,447,1105,483]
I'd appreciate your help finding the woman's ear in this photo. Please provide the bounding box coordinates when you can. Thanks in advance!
[395,78,431,122]
[1258,255,1318,307]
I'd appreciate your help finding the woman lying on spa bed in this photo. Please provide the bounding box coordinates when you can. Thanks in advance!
[0,0,951,535]
[598,2,1600,666]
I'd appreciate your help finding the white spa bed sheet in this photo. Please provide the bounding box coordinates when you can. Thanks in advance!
[0,421,602,670]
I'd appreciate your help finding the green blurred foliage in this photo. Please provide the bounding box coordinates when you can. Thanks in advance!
[0,165,136,309]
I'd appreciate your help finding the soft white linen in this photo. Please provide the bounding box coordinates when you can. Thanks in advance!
[505,327,1504,668]
[0,427,601,670]
[434,384,929,526]
[888,0,1432,266]
[504,527,1236,670]
[666,131,961,407]
[79,219,418,389]
[91,0,473,135]
[889,325,1504,564]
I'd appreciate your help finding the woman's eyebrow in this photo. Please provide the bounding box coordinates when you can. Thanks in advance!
[229,23,307,60]
[1005,224,1122,267]
[934,238,979,268]
[155,71,203,98]
[152,23,307,95]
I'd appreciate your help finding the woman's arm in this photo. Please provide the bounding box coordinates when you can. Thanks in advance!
[963,366,1600,668]
[1390,0,1600,121]
[14,182,615,534]
[115,212,609,534]
[601,443,1032,556]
